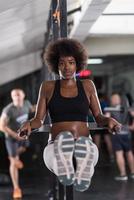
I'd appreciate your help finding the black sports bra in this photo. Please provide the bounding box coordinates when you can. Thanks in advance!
[47,80,90,123]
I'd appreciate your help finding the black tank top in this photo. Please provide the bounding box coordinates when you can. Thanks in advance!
[48,80,90,123]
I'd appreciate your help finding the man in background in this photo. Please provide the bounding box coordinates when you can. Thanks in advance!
[0,89,35,199]
[105,93,134,181]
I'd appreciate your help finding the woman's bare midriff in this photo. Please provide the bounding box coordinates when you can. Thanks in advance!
[50,121,90,140]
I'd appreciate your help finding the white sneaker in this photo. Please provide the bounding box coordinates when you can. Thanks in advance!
[130,173,134,179]
[114,175,128,181]
[54,131,75,186]
[74,136,97,192]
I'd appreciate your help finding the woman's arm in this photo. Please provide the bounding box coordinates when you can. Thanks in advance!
[88,80,109,126]
[84,80,121,131]
[18,82,47,137]
[30,82,47,128]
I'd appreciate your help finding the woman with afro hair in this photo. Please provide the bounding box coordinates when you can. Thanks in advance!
[18,38,121,192]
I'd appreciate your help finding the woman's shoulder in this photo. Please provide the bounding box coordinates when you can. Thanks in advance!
[41,80,56,98]
[81,79,94,84]
[81,79,96,91]
[42,80,56,89]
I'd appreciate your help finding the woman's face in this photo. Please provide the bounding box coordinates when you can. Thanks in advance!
[58,56,76,79]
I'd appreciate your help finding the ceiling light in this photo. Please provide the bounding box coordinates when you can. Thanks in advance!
[88,58,103,64]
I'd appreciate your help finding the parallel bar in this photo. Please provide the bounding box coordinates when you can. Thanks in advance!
[58,182,64,200]
[60,0,67,38]
[66,185,74,200]
[38,123,108,132]
[52,0,60,40]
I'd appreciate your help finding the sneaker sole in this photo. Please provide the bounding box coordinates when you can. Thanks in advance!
[114,177,128,181]
[54,131,75,185]
[74,136,96,192]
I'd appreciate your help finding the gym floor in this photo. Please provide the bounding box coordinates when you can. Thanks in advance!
[1,132,134,200]
[0,162,134,200]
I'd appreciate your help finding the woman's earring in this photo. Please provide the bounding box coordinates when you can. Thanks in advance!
[59,70,62,79]
[73,71,76,78]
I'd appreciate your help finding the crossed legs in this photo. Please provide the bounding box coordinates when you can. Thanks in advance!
[43,131,99,192]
